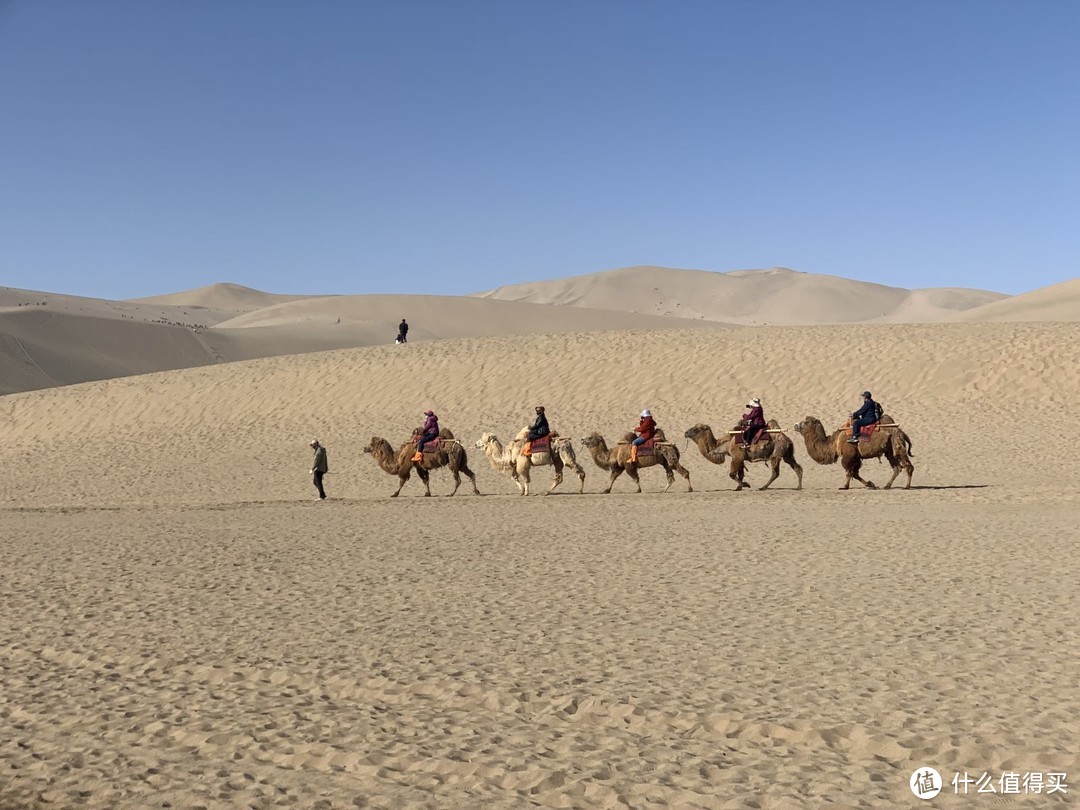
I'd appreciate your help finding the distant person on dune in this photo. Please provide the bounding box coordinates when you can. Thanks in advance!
[309,439,328,501]
[397,318,409,344]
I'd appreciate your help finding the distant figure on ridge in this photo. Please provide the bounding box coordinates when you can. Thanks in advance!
[740,397,767,449]
[413,409,439,461]
[397,318,409,344]
[848,391,883,444]
[523,405,550,457]
[309,439,328,501]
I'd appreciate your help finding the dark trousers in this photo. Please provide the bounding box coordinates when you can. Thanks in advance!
[851,417,874,437]
[417,432,438,451]
[313,470,326,499]
[398,331,407,343]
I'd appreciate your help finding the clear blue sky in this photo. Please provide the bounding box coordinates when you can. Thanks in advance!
[1,1,1077,299]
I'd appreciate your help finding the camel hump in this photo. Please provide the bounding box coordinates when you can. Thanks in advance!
[514,427,530,442]
[438,427,455,439]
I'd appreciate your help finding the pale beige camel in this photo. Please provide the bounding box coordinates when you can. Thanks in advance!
[364,427,480,497]
[475,429,586,496]
[579,430,692,494]
[793,415,914,490]
[684,420,803,491]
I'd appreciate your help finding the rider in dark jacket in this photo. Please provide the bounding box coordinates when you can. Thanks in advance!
[523,406,550,456]
[848,391,881,443]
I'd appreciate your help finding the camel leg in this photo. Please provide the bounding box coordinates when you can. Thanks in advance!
[416,466,432,497]
[730,460,749,491]
[882,448,902,490]
[627,466,644,493]
[846,456,875,489]
[661,462,675,493]
[903,456,914,489]
[447,469,461,496]
[510,467,526,496]
[564,455,587,493]
[759,459,781,491]
[603,467,625,494]
[676,462,692,492]
[462,461,480,495]
[783,447,804,490]
[546,470,562,496]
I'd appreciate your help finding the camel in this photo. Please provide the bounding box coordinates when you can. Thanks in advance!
[793,415,914,490]
[474,429,586,496]
[363,427,480,497]
[684,420,803,491]
[579,430,692,494]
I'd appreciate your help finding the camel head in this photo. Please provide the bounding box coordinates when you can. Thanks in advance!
[793,417,823,436]
[684,424,710,441]
[580,432,604,450]
[474,432,497,450]
[363,436,389,455]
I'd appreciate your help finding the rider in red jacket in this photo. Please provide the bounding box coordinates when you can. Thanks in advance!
[631,409,656,462]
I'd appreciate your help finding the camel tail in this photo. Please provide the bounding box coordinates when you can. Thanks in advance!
[904,434,914,457]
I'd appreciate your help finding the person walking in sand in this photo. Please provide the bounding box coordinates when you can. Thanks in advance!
[310,439,328,500]
[397,318,409,343]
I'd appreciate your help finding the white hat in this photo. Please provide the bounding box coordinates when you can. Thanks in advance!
[309,438,319,447]
[747,397,760,407]
[640,409,652,418]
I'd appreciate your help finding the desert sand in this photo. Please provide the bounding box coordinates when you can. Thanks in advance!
[2,311,1079,807]
[7,267,1080,397]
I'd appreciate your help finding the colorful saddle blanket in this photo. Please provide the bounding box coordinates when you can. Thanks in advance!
[528,435,551,454]
[746,426,769,444]
[634,439,656,457]
[846,422,879,442]
[419,438,442,453]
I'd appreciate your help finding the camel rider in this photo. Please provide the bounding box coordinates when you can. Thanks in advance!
[523,405,550,457]
[848,391,882,443]
[741,397,767,449]
[630,409,656,463]
[413,409,439,461]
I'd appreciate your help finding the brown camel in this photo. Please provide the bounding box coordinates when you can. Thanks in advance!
[363,427,480,497]
[684,420,803,491]
[579,430,692,494]
[793,415,914,490]
[475,430,586,496]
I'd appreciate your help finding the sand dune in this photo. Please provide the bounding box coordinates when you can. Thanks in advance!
[1,284,239,325]
[475,265,1008,324]
[957,277,1080,322]
[2,322,1078,807]
[131,281,318,313]
[0,290,717,394]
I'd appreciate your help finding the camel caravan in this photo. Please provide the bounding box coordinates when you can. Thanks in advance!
[357,393,913,498]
